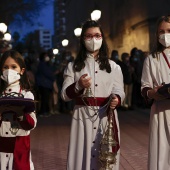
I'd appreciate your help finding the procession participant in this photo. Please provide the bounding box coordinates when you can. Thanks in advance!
[61,20,125,170]
[141,15,170,170]
[0,50,37,170]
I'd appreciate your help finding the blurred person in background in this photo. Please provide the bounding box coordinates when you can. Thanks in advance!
[121,52,134,110]
[56,51,74,114]
[130,47,143,108]
[35,52,55,117]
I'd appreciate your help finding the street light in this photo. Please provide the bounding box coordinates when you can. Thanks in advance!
[53,48,59,55]
[4,33,11,41]
[0,23,12,54]
[91,10,101,21]
[0,23,7,34]
[62,39,69,47]
[74,28,82,37]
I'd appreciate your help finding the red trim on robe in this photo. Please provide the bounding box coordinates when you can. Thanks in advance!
[75,97,109,106]
[115,94,121,108]
[66,82,84,99]
[18,114,35,130]
[0,135,31,170]
[13,135,31,170]
[162,51,170,68]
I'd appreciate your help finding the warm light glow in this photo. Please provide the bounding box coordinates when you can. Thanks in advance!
[3,33,11,41]
[91,10,101,21]
[53,48,59,55]
[74,28,82,37]
[0,23,7,34]
[62,39,69,47]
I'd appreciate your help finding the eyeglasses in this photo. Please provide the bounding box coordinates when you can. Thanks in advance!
[84,34,102,40]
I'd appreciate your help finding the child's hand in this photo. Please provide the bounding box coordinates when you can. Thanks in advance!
[78,74,92,89]
[110,95,119,109]
[148,85,166,101]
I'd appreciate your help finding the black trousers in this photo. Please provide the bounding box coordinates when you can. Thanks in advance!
[38,86,52,115]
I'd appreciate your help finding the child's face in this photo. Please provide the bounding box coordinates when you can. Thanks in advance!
[2,57,24,75]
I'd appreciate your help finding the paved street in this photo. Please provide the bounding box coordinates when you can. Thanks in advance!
[31,107,150,170]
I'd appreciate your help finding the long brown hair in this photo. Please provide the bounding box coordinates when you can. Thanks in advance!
[0,50,31,94]
[152,15,170,57]
[73,20,111,73]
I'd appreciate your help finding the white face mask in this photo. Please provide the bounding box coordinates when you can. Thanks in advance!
[84,38,102,52]
[159,33,170,47]
[1,69,21,85]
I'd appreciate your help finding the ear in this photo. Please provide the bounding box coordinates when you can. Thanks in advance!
[20,68,25,75]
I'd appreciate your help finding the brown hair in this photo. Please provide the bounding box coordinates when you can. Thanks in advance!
[0,50,31,94]
[73,20,111,73]
[152,15,170,57]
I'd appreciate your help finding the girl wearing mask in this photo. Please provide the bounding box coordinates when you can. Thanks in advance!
[141,15,170,170]
[61,20,125,170]
[0,50,37,170]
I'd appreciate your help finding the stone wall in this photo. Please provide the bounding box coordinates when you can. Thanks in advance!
[65,0,170,57]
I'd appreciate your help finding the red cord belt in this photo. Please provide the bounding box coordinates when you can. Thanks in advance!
[75,97,110,106]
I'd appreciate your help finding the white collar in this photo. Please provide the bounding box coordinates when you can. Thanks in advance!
[86,53,99,60]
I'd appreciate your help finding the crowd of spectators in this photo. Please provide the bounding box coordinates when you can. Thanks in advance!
[0,44,149,116]
[110,47,149,110]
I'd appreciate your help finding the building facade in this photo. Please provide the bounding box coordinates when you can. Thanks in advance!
[53,0,67,51]
[53,0,170,56]
[38,29,52,51]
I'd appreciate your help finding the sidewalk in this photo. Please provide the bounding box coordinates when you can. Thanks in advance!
[31,107,150,170]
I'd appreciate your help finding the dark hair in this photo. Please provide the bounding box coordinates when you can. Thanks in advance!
[73,20,111,73]
[0,50,31,94]
[110,50,118,60]
[130,47,138,56]
[121,52,129,61]
[39,52,48,61]
[152,15,170,56]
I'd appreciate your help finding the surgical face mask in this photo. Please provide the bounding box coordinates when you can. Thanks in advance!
[1,69,21,85]
[84,38,102,52]
[159,33,170,47]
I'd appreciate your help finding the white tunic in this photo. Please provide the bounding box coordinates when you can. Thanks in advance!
[0,82,37,170]
[141,51,170,170]
[61,54,125,170]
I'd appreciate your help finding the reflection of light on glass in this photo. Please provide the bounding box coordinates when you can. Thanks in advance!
[62,39,69,47]
[91,10,101,21]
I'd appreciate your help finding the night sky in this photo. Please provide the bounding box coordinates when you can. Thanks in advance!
[9,2,54,39]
